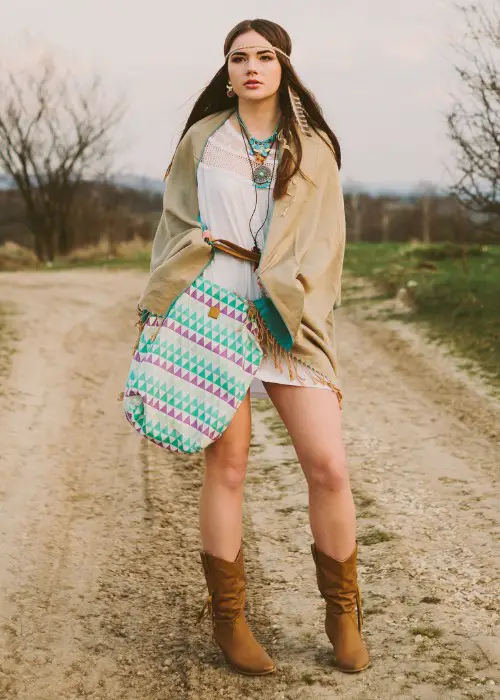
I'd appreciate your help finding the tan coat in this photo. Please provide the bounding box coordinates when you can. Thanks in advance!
[138,108,346,404]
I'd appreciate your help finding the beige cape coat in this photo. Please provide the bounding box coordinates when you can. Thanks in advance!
[138,108,346,404]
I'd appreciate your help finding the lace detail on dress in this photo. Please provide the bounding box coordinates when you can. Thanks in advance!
[201,119,277,189]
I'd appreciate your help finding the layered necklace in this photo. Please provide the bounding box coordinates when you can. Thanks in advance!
[236,110,280,260]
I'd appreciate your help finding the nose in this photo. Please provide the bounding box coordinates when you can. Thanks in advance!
[246,57,259,73]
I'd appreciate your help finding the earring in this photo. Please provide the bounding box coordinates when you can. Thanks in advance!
[226,81,235,98]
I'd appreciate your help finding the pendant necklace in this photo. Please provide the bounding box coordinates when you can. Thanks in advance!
[237,111,279,187]
[236,110,280,266]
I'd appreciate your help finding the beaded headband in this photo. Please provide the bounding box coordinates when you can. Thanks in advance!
[224,44,290,61]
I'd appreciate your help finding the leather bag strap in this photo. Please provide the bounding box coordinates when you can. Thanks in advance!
[207,238,261,265]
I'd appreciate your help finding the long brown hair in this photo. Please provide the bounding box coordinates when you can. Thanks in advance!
[166,18,341,199]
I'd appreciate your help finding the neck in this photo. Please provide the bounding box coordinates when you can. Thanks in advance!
[236,97,281,140]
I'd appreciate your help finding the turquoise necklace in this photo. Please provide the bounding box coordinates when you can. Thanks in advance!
[236,110,280,258]
[237,111,280,186]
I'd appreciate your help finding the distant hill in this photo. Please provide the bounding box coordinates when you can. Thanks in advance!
[112,174,165,194]
[114,174,445,198]
[1,171,443,199]
[0,174,13,191]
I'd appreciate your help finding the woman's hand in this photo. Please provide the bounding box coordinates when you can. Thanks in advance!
[203,229,213,242]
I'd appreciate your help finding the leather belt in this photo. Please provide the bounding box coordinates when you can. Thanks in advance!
[206,238,261,265]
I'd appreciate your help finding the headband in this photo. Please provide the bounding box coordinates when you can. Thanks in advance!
[225,44,290,62]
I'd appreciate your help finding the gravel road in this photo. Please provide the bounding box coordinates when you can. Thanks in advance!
[0,269,498,700]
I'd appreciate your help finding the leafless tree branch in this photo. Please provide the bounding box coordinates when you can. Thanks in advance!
[447,1,500,233]
[0,53,126,260]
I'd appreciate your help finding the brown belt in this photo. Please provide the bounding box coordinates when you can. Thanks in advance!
[206,238,261,265]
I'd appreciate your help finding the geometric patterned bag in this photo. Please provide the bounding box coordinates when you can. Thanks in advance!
[122,272,264,454]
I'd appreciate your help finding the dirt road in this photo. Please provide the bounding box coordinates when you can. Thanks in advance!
[0,269,498,700]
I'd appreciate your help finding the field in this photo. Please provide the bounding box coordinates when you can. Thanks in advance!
[344,242,500,387]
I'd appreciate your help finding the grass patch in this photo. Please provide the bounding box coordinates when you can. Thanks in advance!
[343,242,500,385]
[420,595,442,604]
[251,398,272,412]
[364,606,385,616]
[0,238,152,272]
[358,528,395,546]
[411,625,443,639]
[352,488,376,512]
[52,238,151,270]
[301,672,315,686]
[0,303,17,387]
[265,414,292,445]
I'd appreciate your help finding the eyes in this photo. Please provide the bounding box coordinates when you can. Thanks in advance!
[230,54,275,64]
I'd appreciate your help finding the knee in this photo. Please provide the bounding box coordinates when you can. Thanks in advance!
[305,451,349,493]
[204,444,248,490]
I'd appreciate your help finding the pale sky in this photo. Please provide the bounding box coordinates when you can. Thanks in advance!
[2,0,460,188]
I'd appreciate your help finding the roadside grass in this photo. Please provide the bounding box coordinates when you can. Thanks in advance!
[52,238,151,271]
[3,238,499,386]
[0,239,152,273]
[0,303,16,390]
[343,242,500,386]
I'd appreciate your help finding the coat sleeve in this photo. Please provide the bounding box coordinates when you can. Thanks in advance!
[137,127,213,316]
[297,155,346,318]
[325,157,346,310]
[150,128,203,273]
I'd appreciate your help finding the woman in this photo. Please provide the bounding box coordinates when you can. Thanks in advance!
[139,19,370,676]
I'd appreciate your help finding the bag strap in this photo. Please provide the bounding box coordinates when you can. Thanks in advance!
[207,238,261,265]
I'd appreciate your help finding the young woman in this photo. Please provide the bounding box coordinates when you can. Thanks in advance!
[139,19,370,676]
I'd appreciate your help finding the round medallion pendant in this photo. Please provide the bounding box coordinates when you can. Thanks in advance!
[253,164,272,185]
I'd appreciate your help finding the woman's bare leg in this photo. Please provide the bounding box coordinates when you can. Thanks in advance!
[199,390,252,561]
[262,382,355,560]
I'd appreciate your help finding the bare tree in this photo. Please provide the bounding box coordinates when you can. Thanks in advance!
[447,2,500,230]
[0,52,125,261]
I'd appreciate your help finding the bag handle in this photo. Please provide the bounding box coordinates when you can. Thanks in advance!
[206,237,261,265]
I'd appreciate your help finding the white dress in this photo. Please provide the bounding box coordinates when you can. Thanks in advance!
[197,117,331,399]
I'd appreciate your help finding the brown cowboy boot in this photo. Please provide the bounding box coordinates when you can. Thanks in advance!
[197,543,276,676]
[311,542,371,673]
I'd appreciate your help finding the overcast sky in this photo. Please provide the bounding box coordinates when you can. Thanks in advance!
[2,0,461,188]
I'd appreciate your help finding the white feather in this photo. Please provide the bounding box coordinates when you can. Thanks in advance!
[288,86,312,137]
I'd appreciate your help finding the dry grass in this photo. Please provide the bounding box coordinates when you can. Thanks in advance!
[0,242,38,271]
[61,237,151,267]
[411,625,443,639]
[358,528,396,546]
[0,302,17,390]
[0,238,152,272]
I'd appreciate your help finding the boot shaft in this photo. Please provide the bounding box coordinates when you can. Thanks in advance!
[200,545,246,621]
[311,543,361,621]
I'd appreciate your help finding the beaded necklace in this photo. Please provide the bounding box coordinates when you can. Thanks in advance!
[237,112,279,187]
[236,110,280,260]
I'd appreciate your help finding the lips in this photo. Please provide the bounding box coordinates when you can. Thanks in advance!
[244,80,262,87]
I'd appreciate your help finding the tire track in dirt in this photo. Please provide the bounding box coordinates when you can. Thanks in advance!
[0,270,285,700]
[103,424,286,699]
[0,271,148,699]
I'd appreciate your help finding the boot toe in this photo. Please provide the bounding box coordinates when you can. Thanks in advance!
[326,615,370,673]
[334,645,370,673]
[216,619,276,676]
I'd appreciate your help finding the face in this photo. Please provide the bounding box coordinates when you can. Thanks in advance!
[227,30,282,102]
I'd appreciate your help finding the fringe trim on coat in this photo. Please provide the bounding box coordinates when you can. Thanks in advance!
[248,302,343,409]
[117,308,150,402]
[119,306,344,409]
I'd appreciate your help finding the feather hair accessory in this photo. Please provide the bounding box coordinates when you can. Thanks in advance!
[277,129,291,152]
[288,86,312,137]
